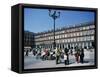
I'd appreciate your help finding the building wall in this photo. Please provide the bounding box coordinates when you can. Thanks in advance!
[34,22,95,49]
[24,31,35,47]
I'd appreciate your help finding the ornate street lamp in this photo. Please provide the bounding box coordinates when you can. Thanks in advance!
[48,9,60,49]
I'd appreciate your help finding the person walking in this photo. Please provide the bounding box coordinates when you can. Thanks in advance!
[56,48,60,64]
[41,49,46,60]
[80,48,84,63]
[64,53,67,65]
[64,47,69,65]
[75,49,80,63]
[25,50,28,56]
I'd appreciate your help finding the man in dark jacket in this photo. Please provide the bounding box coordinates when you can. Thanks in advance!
[80,48,84,63]
[64,47,69,65]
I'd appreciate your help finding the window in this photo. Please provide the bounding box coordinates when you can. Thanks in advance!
[91,36,94,40]
[68,39,70,42]
[72,28,75,32]
[86,26,90,30]
[71,33,73,37]
[83,31,87,35]
[59,35,61,38]
[80,32,82,36]
[57,35,59,39]
[79,27,83,30]
[77,37,80,41]
[68,34,71,37]
[73,33,76,36]
[70,38,73,42]
[84,37,86,41]
[55,36,57,39]
[48,37,50,40]
[67,34,69,37]
[90,25,95,29]
[73,38,76,42]
[62,35,64,38]
[90,30,95,34]
[65,39,67,42]
[79,37,83,41]
[67,30,70,32]
[87,36,91,41]
[59,40,62,43]
[77,32,79,36]
[56,40,59,43]
[65,34,67,37]
[62,39,64,43]
[51,36,53,39]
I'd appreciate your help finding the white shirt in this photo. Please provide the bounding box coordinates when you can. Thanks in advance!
[64,54,67,60]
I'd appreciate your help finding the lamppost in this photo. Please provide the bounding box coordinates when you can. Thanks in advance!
[48,9,60,49]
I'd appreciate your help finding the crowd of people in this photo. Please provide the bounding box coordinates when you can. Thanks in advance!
[24,46,93,65]
[55,47,85,65]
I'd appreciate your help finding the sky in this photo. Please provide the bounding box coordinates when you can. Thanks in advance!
[24,8,95,33]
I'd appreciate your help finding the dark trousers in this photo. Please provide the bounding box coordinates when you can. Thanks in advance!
[80,57,84,63]
[56,56,59,64]
[65,59,69,65]
[65,60,67,65]
[25,51,28,56]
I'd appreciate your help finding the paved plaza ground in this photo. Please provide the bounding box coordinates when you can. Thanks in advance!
[24,49,94,69]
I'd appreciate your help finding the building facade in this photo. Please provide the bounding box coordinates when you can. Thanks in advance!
[34,22,95,49]
[24,31,35,47]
